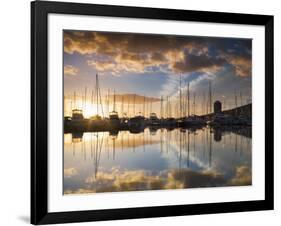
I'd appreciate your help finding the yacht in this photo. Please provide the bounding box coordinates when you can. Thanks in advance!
[109,111,120,128]
[184,115,206,126]
[147,113,160,126]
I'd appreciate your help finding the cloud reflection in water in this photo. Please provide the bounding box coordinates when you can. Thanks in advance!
[64,127,252,194]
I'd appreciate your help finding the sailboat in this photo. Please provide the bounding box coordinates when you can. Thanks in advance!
[128,94,145,132]
[90,74,104,120]
[184,83,206,127]
[146,96,160,126]
[163,95,176,127]
[128,112,145,132]
[177,74,185,127]
[71,91,84,122]
[88,73,109,131]
[148,112,160,126]
[64,91,89,132]
[109,90,120,129]
[119,95,129,126]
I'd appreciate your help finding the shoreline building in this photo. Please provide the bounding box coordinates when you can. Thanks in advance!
[214,101,222,114]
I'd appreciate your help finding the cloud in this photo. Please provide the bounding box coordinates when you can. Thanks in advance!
[82,168,166,193]
[64,31,100,55]
[87,52,168,75]
[228,166,251,186]
[64,30,252,78]
[64,65,79,76]
[64,168,227,194]
[173,51,226,74]
[165,169,226,189]
[110,94,160,104]
[226,54,252,77]
[87,59,117,72]
[64,167,78,178]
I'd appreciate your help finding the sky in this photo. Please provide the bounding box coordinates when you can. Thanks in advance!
[64,30,252,117]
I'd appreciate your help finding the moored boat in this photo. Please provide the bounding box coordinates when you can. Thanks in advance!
[109,111,120,129]
[147,112,161,126]
[184,115,206,126]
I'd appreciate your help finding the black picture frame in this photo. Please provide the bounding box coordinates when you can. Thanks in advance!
[31,0,274,224]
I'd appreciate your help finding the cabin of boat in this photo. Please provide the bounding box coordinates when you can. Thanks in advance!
[109,111,120,128]
[109,111,119,120]
[208,113,234,126]
[148,112,160,125]
[72,109,84,121]
[184,115,206,126]
[128,113,145,128]
[119,113,129,125]
[160,117,175,125]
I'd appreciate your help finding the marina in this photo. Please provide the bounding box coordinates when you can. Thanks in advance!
[64,74,252,133]
[64,74,252,194]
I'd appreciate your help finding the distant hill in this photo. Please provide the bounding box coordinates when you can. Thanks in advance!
[201,103,252,118]
[223,103,252,118]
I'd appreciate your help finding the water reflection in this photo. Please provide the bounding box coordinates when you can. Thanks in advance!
[64,127,252,194]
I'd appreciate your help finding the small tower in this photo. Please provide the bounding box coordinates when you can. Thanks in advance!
[214,101,222,114]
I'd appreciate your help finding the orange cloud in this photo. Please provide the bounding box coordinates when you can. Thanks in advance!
[87,60,116,72]
[228,166,251,186]
[64,167,78,178]
[111,94,160,104]
[64,65,79,76]
[227,55,252,77]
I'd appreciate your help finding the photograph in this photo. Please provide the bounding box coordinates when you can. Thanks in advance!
[63,30,252,194]
[30,1,274,224]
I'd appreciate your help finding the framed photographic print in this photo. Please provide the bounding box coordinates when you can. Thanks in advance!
[31,0,274,224]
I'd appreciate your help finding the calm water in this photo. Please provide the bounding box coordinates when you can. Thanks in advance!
[64,127,252,194]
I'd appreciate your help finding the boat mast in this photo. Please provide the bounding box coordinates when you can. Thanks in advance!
[143,96,146,117]
[160,96,163,119]
[107,89,110,117]
[96,74,99,115]
[94,73,104,117]
[240,91,243,115]
[166,96,169,118]
[91,89,94,115]
[209,81,212,114]
[187,83,190,117]
[127,95,130,117]
[113,89,116,112]
[121,95,124,117]
[193,93,196,115]
[81,91,84,112]
[133,94,136,116]
[235,89,238,108]
[70,100,72,116]
[150,97,152,115]
[202,92,205,116]
[184,83,188,116]
[84,86,87,115]
[223,95,226,111]
[74,91,76,109]
[179,74,182,118]
[64,95,66,116]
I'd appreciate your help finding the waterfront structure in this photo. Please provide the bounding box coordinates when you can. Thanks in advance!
[214,101,222,114]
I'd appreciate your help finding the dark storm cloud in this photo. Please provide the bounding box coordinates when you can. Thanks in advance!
[173,51,227,73]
